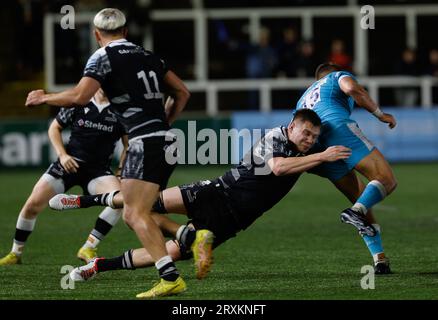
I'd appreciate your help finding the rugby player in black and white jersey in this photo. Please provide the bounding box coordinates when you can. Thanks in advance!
[0,89,128,266]
[25,8,209,298]
[50,110,351,283]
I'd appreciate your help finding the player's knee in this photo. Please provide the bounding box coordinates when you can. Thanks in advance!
[123,207,153,229]
[122,207,136,228]
[384,173,397,195]
[22,199,42,217]
[386,177,397,195]
[375,175,397,196]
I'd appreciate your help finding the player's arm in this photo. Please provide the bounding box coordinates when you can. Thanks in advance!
[48,119,79,173]
[268,146,351,176]
[116,135,129,178]
[163,71,190,125]
[339,76,396,129]
[25,77,101,108]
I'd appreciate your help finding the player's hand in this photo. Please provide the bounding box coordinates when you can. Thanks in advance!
[60,154,79,173]
[379,113,396,129]
[25,90,46,107]
[321,146,351,162]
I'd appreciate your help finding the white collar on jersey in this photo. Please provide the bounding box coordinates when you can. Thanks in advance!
[106,38,128,46]
[91,97,111,113]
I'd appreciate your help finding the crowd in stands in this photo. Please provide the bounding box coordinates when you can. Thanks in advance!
[1,0,438,107]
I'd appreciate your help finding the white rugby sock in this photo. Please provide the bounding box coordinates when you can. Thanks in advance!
[176,225,187,242]
[83,234,101,249]
[12,215,37,256]
[83,208,121,249]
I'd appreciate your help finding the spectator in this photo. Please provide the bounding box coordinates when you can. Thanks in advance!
[328,39,352,72]
[295,40,318,77]
[394,48,419,76]
[245,27,277,79]
[424,49,438,77]
[394,48,420,107]
[276,26,299,78]
[245,27,277,109]
[424,49,438,104]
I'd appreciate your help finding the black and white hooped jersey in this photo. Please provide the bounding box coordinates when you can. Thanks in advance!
[219,126,303,230]
[55,99,125,167]
[83,38,170,140]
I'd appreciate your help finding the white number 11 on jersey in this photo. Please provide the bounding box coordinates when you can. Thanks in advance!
[137,70,163,100]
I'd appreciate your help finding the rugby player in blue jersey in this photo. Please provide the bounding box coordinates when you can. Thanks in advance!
[296,63,397,274]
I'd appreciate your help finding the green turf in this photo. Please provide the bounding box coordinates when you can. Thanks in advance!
[0,164,437,300]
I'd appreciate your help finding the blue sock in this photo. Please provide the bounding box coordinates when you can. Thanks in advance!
[353,180,386,214]
[362,226,384,263]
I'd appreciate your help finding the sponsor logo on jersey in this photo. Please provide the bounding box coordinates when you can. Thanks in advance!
[118,48,144,55]
[77,119,114,132]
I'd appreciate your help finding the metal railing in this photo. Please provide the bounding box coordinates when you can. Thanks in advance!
[184,76,438,116]
[43,5,438,115]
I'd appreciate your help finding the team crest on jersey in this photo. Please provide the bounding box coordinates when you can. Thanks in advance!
[84,107,90,114]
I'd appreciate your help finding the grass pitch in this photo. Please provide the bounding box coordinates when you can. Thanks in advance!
[0,164,437,300]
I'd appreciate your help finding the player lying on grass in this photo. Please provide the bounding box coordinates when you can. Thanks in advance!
[0,89,128,266]
[295,63,398,274]
[50,109,351,288]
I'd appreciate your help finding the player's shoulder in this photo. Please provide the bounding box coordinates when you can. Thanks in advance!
[264,126,287,142]
[85,47,109,69]
[331,70,356,81]
[143,49,165,63]
[58,106,78,115]
[89,47,108,60]
[56,107,76,126]
[322,71,356,89]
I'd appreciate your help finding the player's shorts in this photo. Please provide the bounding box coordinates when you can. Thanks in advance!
[179,179,240,248]
[309,121,375,182]
[46,160,113,194]
[122,136,177,190]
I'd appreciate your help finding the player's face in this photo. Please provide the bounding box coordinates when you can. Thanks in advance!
[288,120,320,153]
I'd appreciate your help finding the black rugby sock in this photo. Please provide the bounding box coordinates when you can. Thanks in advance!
[80,191,119,208]
[96,249,135,272]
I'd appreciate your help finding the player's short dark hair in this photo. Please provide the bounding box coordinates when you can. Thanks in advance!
[315,62,342,80]
[292,109,321,127]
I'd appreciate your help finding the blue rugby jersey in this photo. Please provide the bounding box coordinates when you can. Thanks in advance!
[296,71,357,133]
